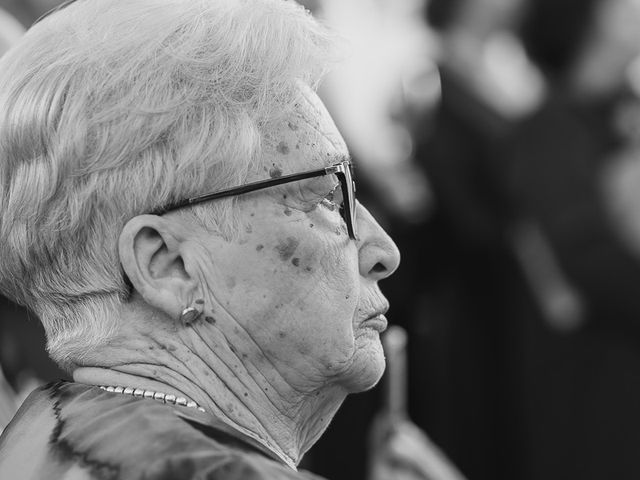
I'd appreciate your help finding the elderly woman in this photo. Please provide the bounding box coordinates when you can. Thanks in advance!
[0,0,403,478]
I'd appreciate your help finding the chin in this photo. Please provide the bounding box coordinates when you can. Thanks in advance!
[339,332,386,393]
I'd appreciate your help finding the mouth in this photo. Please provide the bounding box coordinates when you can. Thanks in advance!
[361,311,389,333]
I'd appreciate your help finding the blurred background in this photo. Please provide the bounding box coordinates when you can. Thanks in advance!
[4,0,640,479]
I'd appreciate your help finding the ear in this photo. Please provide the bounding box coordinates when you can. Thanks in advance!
[119,214,201,321]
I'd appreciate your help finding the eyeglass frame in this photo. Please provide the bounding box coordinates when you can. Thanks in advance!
[149,160,359,240]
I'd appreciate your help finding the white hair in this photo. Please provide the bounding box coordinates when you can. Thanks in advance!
[0,0,336,371]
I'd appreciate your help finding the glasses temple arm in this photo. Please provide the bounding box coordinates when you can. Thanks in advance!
[152,167,331,215]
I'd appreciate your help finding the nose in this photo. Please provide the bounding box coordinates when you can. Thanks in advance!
[356,203,401,280]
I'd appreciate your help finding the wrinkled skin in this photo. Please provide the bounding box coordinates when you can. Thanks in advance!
[184,86,401,394]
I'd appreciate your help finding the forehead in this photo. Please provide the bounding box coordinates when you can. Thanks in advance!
[261,86,348,176]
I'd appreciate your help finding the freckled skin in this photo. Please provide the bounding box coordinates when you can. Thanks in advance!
[188,85,399,395]
[269,166,283,178]
[276,141,290,155]
[274,237,299,261]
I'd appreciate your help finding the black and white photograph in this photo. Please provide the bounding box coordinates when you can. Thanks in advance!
[2,1,640,479]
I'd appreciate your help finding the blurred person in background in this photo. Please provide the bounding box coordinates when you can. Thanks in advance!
[505,0,640,478]
[317,0,437,226]
[392,0,545,479]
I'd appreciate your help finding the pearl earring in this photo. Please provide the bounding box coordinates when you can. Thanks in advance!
[180,306,201,326]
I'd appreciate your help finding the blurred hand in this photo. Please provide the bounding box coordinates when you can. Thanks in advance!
[369,417,467,480]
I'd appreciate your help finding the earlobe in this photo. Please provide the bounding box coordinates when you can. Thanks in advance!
[119,215,200,321]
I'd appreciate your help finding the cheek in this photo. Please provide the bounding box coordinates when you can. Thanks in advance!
[289,245,361,370]
[259,238,359,328]
[235,209,358,307]
[235,230,359,355]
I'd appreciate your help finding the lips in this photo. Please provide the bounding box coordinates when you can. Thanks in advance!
[358,294,390,332]
[362,314,388,332]
[361,302,389,332]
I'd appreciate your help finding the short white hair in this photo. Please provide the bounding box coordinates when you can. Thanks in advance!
[0,0,336,370]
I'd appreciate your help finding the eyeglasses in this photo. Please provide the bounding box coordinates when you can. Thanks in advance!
[150,160,359,240]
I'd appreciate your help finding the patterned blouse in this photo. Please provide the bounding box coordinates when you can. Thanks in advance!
[0,381,325,480]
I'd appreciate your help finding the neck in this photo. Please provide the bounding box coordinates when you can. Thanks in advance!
[73,311,346,467]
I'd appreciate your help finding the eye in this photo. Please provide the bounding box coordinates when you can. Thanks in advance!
[319,191,337,211]
[318,184,345,215]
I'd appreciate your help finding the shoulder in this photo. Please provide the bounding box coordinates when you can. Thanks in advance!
[0,382,326,480]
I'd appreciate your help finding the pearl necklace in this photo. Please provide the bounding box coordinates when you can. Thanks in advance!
[99,385,206,413]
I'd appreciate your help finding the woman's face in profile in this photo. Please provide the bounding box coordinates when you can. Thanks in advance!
[188,88,398,394]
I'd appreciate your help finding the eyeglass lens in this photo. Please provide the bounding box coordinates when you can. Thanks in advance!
[336,165,357,240]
